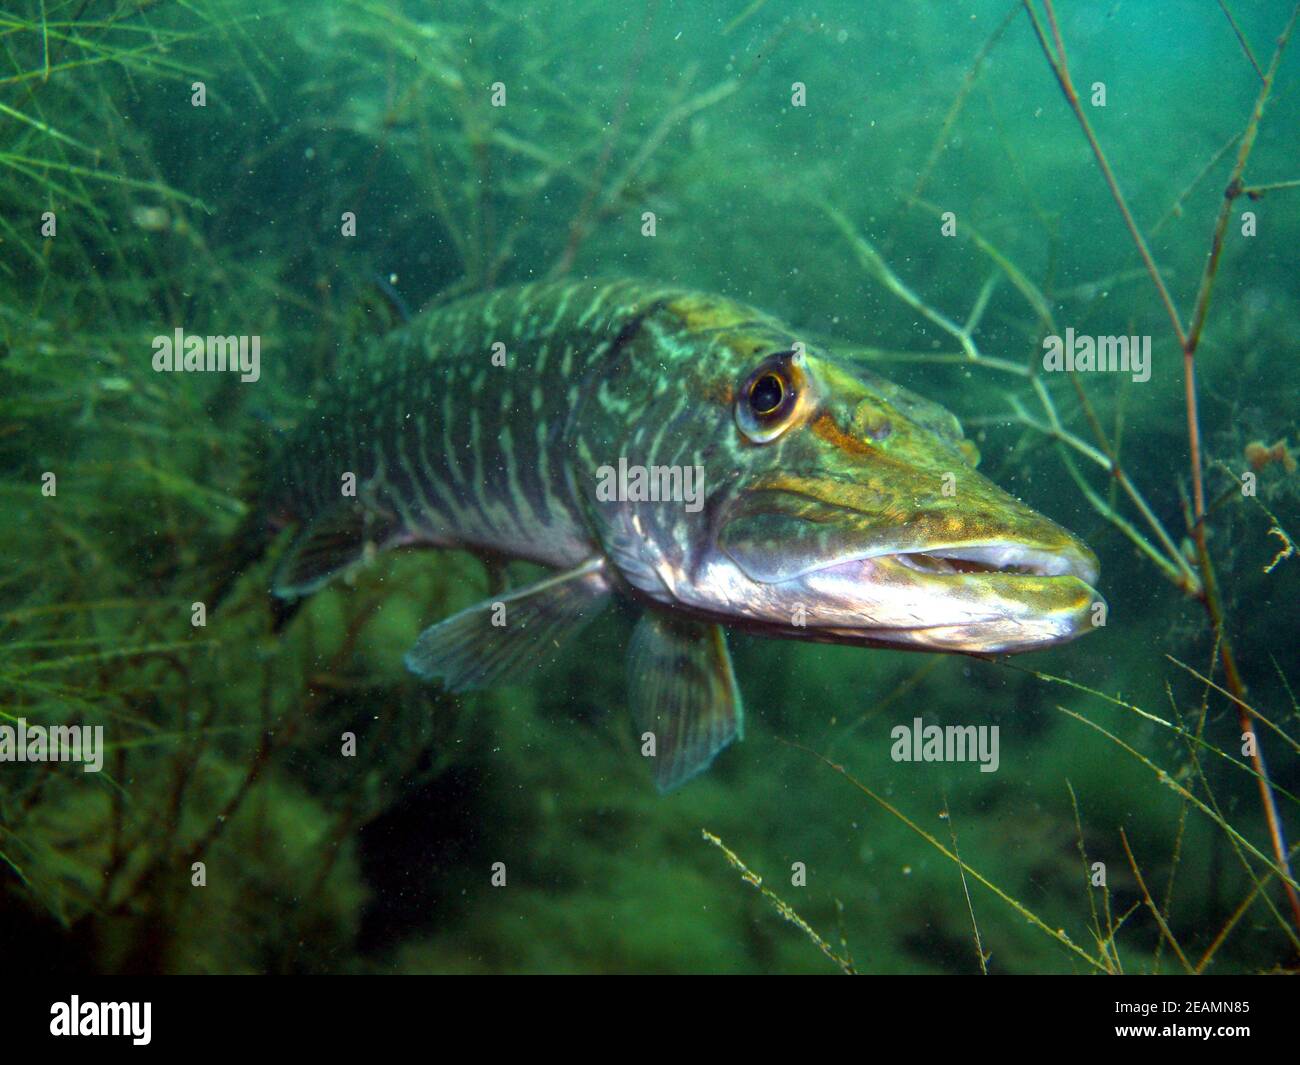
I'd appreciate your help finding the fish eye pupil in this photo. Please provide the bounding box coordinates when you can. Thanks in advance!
[750,373,785,416]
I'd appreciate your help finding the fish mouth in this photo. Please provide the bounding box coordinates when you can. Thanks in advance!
[880,543,1099,584]
[796,541,1103,653]
[715,479,1104,652]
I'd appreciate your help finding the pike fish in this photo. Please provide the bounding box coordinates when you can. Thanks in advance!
[227,278,1103,791]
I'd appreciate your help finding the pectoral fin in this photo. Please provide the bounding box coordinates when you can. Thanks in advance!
[404,558,610,692]
[627,613,744,793]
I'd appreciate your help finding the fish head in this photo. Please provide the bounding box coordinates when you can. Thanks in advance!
[587,294,1103,654]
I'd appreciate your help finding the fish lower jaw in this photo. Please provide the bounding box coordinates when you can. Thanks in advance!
[819,618,1097,655]
[794,555,1104,652]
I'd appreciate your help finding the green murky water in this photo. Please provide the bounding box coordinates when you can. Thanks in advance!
[1,0,1297,974]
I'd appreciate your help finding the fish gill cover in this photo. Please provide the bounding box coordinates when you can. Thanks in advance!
[0,0,1297,978]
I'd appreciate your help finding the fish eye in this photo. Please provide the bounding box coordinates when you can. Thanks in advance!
[736,353,799,443]
[749,373,785,415]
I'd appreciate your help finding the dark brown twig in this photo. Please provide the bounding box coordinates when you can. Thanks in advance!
[1022,0,1300,942]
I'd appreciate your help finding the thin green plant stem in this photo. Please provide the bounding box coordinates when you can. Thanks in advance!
[1053,704,1300,901]
[701,829,857,974]
[1025,0,1300,941]
[1067,781,1119,973]
[1217,0,1265,80]
[940,795,988,974]
[1166,655,1300,756]
[788,740,1108,972]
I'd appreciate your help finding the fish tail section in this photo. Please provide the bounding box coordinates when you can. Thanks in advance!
[270,501,400,600]
[203,505,273,614]
[202,424,281,615]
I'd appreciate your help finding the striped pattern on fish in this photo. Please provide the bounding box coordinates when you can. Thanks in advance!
[272,279,670,575]
[226,278,1103,791]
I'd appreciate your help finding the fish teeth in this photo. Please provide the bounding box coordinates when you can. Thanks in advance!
[895,552,958,575]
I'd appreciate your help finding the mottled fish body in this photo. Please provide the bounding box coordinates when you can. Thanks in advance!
[270,279,665,583]
[236,279,1102,790]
